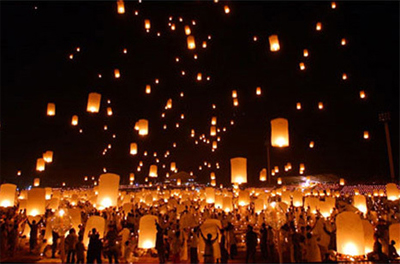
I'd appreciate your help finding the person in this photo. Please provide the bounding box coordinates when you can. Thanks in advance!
[51,230,60,258]
[266,225,275,262]
[260,223,268,261]
[65,228,78,263]
[200,231,219,264]
[155,221,166,264]
[305,232,321,262]
[27,217,43,253]
[171,231,182,263]
[388,240,399,260]
[367,234,389,261]
[119,224,131,258]
[245,225,257,263]
[226,222,237,260]
[76,236,86,264]
[87,230,103,263]
[219,228,229,264]
[189,228,199,264]
[105,225,119,263]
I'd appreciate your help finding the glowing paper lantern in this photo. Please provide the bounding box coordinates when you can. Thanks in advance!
[0,184,16,207]
[149,165,158,177]
[137,119,149,136]
[389,224,400,255]
[299,62,305,70]
[43,151,53,163]
[114,69,120,78]
[353,195,367,214]
[230,157,247,184]
[341,38,347,45]
[296,102,302,110]
[138,215,158,249]
[130,143,138,155]
[318,102,324,109]
[309,141,315,148]
[238,190,250,206]
[211,117,217,126]
[45,187,52,200]
[233,98,239,106]
[336,212,365,256]
[303,49,309,57]
[117,0,125,14]
[256,87,261,95]
[363,131,369,139]
[223,196,233,212]
[197,73,202,81]
[270,118,289,147]
[205,187,215,204]
[170,162,176,172]
[359,90,366,99]
[342,73,348,80]
[84,216,105,246]
[292,190,303,207]
[145,85,151,94]
[259,169,267,182]
[232,90,237,98]
[277,177,282,185]
[184,25,191,35]
[87,93,101,113]
[71,115,78,126]
[224,5,230,14]
[316,22,322,31]
[269,35,280,52]
[36,158,45,172]
[97,173,120,209]
[187,36,196,50]
[386,183,399,201]
[363,220,375,254]
[254,199,264,214]
[331,2,336,9]
[27,188,46,216]
[210,126,217,136]
[144,19,151,30]
[107,107,113,116]
[47,103,55,116]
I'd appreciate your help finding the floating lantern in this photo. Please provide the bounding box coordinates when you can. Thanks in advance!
[292,190,303,207]
[0,184,16,207]
[202,41,207,48]
[47,103,55,116]
[299,62,305,70]
[117,0,125,14]
[353,195,367,214]
[303,49,309,57]
[114,69,120,78]
[359,90,366,99]
[211,117,217,125]
[230,157,247,184]
[336,212,365,256]
[331,2,336,9]
[71,115,78,126]
[277,177,282,185]
[205,187,215,204]
[296,102,302,110]
[166,99,172,109]
[97,173,120,209]
[232,90,237,98]
[145,85,151,94]
[210,172,216,180]
[363,220,375,254]
[386,183,400,201]
[210,126,217,136]
[316,22,322,31]
[274,166,279,173]
[253,36,258,41]
[254,199,264,214]
[269,35,280,52]
[184,25,191,35]
[149,165,158,177]
[256,87,262,95]
[238,190,250,206]
[233,98,239,106]
[177,179,181,186]
[309,141,315,148]
[170,162,176,172]
[43,151,53,163]
[340,178,345,186]
[318,102,324,109]
[87,93,101,113]
[187,36,196,50]
[341,38,347,45]
[363,131,369,139]
[224,5,230,14]
[212,141,217,149]
[144,19,151,30]
[223,197,233,212]
[36,158,45,172]
[107,107,113,116]
[197,73,202,81]
[342,73,347,80]
[130,143,137,155]
[270,118,289,147]
[137,119,149,136]
[27,188,46,216]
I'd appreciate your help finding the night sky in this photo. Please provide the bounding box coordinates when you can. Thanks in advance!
[1,1,399,188]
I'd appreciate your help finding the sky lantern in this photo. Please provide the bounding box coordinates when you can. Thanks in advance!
[342,73,348,80]
[269,35,280,52]
[277,177,282,185]
[353,195,367,214]
[238,190,250,206]
[47,103,55,116]
[149,165,158,177]
[146,85,151,94]
[205,187,215,204]
[232,90,238,98]
[0,184,16,207]
[212,141,217,149]
[316,22,322,31]
[184,25,191,35]
[202,41,207,48]
[341,38,347,45]
[107,107,113,116]
[331,2,337,9]
[97,173,120,209]
[130,143,137,155]
[359,90,366,99]
[187,35,196,49]
[43,151,53,163]
[253,36,258,41]
[363,131,369,139]
[27,188,46,216]
[233,98,239,107]
[71,115,78,126]
[274,166,279,173]
[224,5,230,14]
[144,19,151,30]
[117,0,125,14]
[87,92,101,113]
[170,162,176,172]
[230,157,247,184]
[363,220,375,254]
[114,69,120,78]
[299,62,305,70]
[256,87,262,95]
[210,126,217,136]
[254,199,264,214]
[270,118,289,147]
[36,158,45,172]
[171,23,176,30]
[33,178,41,187]
[211,117,217,125]
[197,73,202,81]
[303,49,309,57]
[386,183,399,201]
[210,172,216,180]
[166,99,172,109]
[84,216,105,247]
[138,215,158,249]
[318,102,324,109]
[336,211,365,256]
[223,196,233,212]
[137,119,149,136]
[293,190,303,207]
[296,102,302,110]
[309,141,315,148]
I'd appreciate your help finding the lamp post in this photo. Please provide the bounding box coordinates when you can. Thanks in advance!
[378,112,395,183]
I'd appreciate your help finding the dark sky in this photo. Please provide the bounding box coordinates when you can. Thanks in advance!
[1,1,399,188]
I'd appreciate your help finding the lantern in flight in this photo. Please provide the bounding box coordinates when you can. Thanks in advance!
[259,169,267,182]
[318,102,324,109]
[36,158,45,172]
[117,0,125,14]
[256,87,262,95]
[359,90,366,99]
[97,173,120,209]
[33,178,40,187]
[0,184,17,208]
[170,162,176,172]
[137,119,149,136]
[149,165,158,177]
[184,25,191,35]
[71,115,78,126]
[353,195,367,214]
[146,85,151,94]
[230,157,247,184]
[210,126,217,136]
[363,131,369,139]
[87,93,101,113]
[386,183,400,201]
[341,38,347,46]
[130,143,137,155]
[296,102,302,110]
[224,5,230,14]
[47,103,55,116]
[144,19,151,30]
[238,190,250,206]
[197,73,202,81]
[114,69,120,78]
[43,151,53,163]
[331,2,336,9]
[299,62,305,70]
[27,188,46,216]
[303,49,309,57]
[270,118,289,147]
[269,35,280,52]
[107,107,113,116]
[187,36,196,50]
[316,22,322,31]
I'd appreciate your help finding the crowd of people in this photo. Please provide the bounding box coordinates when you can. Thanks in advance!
[0,185,399,263]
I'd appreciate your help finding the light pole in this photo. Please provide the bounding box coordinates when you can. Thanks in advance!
[378,112,396,183]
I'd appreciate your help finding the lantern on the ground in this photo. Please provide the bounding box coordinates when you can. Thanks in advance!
[187,36,196,50]
[230,157,247,184]
[270,118,289,147]
[138,215,158,249]
[269,35,280,52]
[27,188,46,216]
[47,103,56,116]
[0,184,16,207]
[87,93,101,113]
[97,173,120,209]
[336,211,365,256]
[36,158,45,172]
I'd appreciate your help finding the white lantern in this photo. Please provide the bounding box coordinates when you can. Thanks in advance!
[130,143,138,155]
[205,187,215,204]
[138,215,158,249]
[230,157,247,184]
[47,103,56,116]
[27,188,46,216]
[336,212,365,256]
[97,173,120,209]
[271,118,289,147]
[0,184,17,207]
[87,93,101,113]
[149,165,158,177]
[386,183,399,201]
[238,190,250,206]
[84,216,105,246]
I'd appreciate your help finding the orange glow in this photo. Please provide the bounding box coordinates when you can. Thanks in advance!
[316,22,322,31]
[269,35,280,52]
